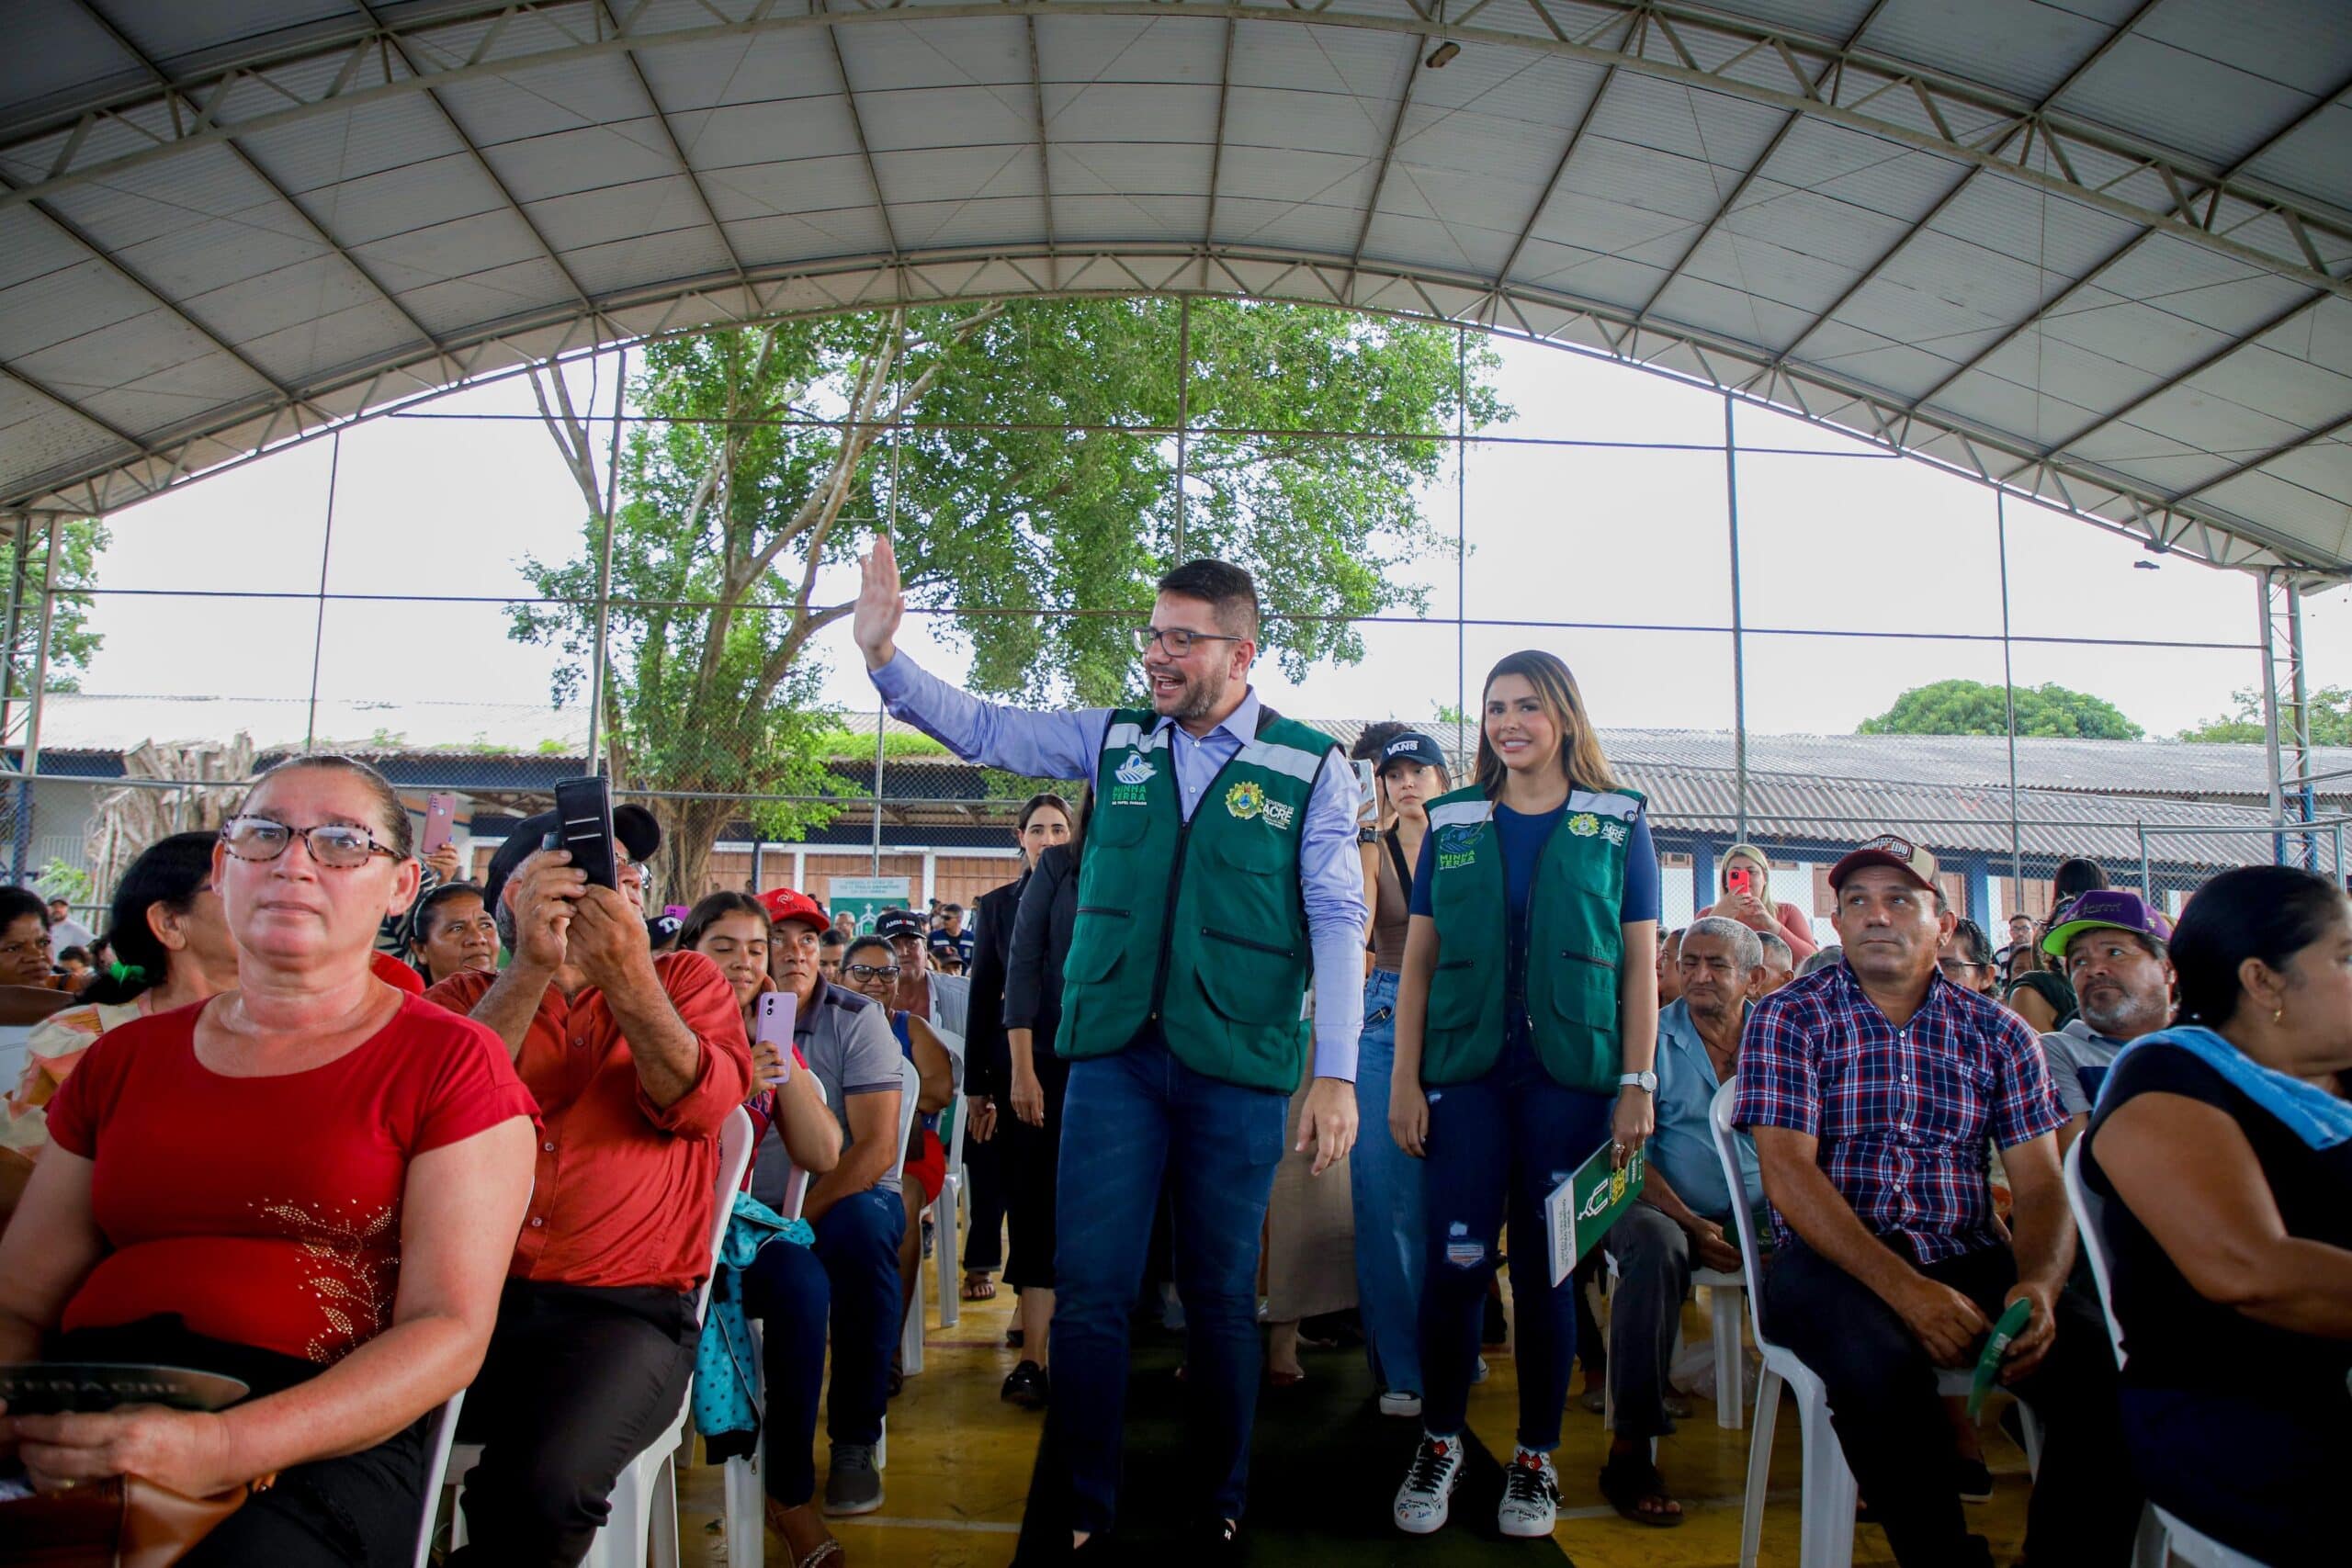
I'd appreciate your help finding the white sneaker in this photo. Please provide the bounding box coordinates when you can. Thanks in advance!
[1393,1432,1465,1535]
[1497,1448,1559,1538]
[1377,1391,1423,1418]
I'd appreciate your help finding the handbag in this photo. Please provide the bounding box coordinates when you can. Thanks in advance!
[1,1471,274,1567]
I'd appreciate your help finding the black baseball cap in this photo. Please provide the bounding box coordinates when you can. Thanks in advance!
[875,908,927,942]
[1378,730,1447,773]
[482,802,662,914]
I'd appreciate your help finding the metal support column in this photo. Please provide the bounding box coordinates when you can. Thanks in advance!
[1455,327,1468,763]
[584,346,628,780]
[1174,296,1192,562]
[1722,396,1748,843]
[10,518,61,884]
[1996,495,2024,894]
[2257,569,2314,867]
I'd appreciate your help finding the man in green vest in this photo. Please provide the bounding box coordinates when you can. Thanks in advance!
[853,536,1366,1551]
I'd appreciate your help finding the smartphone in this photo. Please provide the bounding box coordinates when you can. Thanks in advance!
[1725,864,1755,898]
[1352,759,1377,828]
[419,791,458,859]
[755,991,797,1089]
[551,776,619,890]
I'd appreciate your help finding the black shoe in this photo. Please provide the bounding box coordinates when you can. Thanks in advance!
[1481,1296,1510,1346]
[1006,1326,1025,1349]
[1001,1359,1049,1409]
[1957,1457,1994,1504]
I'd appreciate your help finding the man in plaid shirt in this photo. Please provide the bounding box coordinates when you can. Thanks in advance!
[1733,835,2140,1568]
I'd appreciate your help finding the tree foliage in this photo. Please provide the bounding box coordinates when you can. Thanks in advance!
[1858,678,2145,740]
[2178,685,2352,746]
[513,300,1503,894]
[2,519,108,694]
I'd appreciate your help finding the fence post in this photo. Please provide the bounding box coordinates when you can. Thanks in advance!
[9,518,60,885]
[2137,823,2152,902]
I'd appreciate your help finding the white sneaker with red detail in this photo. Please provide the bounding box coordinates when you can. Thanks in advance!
[1392,1432,1466,1535]
[1498,1447,1560,1538]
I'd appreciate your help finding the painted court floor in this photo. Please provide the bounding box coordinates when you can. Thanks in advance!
[662,1280,2036,1567]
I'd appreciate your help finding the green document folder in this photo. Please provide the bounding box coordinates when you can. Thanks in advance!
[1545,1138,1647,1286]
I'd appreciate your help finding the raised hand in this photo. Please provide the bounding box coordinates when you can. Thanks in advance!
[854,532,906,671]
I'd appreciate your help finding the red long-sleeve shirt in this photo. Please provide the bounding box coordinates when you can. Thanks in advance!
[426,951,752,1293]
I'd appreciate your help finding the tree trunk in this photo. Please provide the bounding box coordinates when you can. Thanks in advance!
[650,793,737,910]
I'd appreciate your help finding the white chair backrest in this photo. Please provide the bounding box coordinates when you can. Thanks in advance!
[1709,1077,1775,1353]
[771,1076,826,1223]
[893,1054,921,1179]
[694,1107,756,1323]
[2062,1138,2132,1369]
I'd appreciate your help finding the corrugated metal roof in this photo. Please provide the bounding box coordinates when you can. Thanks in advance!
[0,1,2346,582]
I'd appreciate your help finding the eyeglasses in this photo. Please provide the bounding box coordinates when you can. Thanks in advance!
[844,963,901,982]
[220,815,399,869]
[1936,957,1984,976]
[1132,626,1244,658]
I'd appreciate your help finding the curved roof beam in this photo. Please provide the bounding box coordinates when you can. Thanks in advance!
[0,242,2330,582]
[5,1,2348,306]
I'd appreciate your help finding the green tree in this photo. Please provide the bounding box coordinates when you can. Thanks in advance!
[2178,685,2352,746]
[1859,678,2145,740]
[1,519,108,693]
[514,301,1503,895]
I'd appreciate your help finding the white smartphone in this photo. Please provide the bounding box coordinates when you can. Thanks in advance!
[755,991,797,1087]
[1352,759,1378,828]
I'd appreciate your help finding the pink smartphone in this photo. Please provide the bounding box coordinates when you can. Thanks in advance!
[755,992,797,1087]
[1725,864,1755,898]
[419,792,458,859]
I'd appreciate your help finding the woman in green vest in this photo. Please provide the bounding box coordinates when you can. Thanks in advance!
[1385,649,1661,1540]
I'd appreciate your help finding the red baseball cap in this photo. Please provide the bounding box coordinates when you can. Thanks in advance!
[757,887,829,933]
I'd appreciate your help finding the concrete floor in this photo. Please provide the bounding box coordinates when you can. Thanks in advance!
[665,1278,2035,1567]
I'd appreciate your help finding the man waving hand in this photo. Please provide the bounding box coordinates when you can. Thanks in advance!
[854,535,1365,1551]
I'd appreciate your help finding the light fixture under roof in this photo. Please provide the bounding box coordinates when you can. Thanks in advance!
[1424,39,1460,67]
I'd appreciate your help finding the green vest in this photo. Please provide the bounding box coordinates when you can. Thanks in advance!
[1056,706,1339,1093]
[1420,782,1645,1090]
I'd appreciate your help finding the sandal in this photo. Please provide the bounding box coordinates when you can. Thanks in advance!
[1599,1450,1685,1529]
[962,1272,998,1302]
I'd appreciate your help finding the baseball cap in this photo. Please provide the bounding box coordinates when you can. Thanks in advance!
[2042,889,2172,957]
[1828,833,1940,894]
[757,887,829,933]
[1377,730,1447,773]
[481,801,662,914]
[875,908,927,942]
[647,913,684,947]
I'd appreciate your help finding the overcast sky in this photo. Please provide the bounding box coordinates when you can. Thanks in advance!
[69,332,2345,743]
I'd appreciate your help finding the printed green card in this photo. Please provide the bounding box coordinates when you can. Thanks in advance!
[1545,1138,1647,1285]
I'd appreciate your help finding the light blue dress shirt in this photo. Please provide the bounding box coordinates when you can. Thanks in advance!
[869,650,1368,1080]
[1649,997,1764,1219]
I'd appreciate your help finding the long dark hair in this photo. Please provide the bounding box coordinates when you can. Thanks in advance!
[2170,865,2347,1028]
[82,831,218,1006]
[1473,650,1616,799]
[2052,858,2109,903]
[677,891,770,956]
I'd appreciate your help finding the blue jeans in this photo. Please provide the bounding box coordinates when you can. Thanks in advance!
[1418,1050,1611,1452]
[741,1184,902,1492]
[1046,1035,1287,1535]
[1349,968,1423,1397]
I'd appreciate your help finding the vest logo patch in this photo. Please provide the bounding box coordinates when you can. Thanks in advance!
[1600,819,1629,847]
[1435,821,1480,870]
[1225,781,1264,819]
[1567,812,1601,838]
[1109,750,1155,806]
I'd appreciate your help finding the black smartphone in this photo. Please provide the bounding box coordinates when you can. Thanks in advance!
[551,776,619,890]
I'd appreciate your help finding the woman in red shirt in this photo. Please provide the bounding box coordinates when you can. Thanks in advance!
[0,754,537,1567]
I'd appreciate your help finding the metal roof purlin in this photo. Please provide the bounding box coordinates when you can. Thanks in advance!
[9,3,2351,306]
[1198,17,1236,291]
[2169,407,2352,508]
[594,0,754,296]
[1346,34,1423,301]
[820,7,900,273]
[1028,17,1055,293]
[347,0,602,317]
[63,0,458,371]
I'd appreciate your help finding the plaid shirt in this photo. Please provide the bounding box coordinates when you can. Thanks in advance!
[1732,962,2064,1263]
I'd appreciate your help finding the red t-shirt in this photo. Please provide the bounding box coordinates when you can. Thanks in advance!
[45,995,537,1367]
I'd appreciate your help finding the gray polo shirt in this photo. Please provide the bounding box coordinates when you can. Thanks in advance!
[2040,1018,2126,1118]
[750,980,906,1207]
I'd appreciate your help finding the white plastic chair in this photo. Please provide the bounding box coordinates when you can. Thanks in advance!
[933,1088,969,1330]
[412,1391,465,1568]
[891,1055,927,1378]
[1710,1079,2041,1568]
[1601,1250,1750,1433]
[2064,1140,2272,1568]
[448,1107,755,1568]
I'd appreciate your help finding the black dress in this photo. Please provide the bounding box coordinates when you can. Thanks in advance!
[1001,843,1078,1292]
[959,871,1026,1274]
[2084,1043,2352,1564]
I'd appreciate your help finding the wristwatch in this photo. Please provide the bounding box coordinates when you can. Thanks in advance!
[1618,1070,1657,1094]
[1357,826,1379,845]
